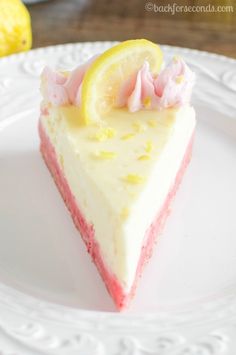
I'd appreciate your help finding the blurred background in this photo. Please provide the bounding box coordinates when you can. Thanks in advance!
[26,0,236,58]
[0,0,235,58]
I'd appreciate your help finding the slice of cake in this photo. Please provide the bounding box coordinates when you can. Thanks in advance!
[39,39,196,310]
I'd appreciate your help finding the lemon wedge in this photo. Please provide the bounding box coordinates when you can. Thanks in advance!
[0,0,32,57]
[80,39,163,125]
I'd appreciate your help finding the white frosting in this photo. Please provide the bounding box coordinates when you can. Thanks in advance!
[41,105,196,291]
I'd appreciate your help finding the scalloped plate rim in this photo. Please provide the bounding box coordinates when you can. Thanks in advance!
[0,41,236,354]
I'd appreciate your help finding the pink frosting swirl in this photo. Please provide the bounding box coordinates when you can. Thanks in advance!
[118,56,195,112]
[41,55,97,106]
[41,55,195,111]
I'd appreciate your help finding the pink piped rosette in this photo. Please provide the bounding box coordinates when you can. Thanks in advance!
[41,55,195,111]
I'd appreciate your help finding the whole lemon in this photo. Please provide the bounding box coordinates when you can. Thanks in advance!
[0,0,32,57]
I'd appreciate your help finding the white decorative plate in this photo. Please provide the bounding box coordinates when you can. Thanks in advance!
[0,42,236,355]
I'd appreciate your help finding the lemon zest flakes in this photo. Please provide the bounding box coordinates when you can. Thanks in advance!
[60,70,70,78]
[121,132,136,140]
[90,127,116,142]
[173,55,182,63]
[120,207,130,220]
[175,75,184,84]
[145,140,153,153]
[143,96,151,109]
[133,121,146,133]
[123,174,146,184]
[148,119,157,128]
[138,154,150,161]
[93,151,117,160]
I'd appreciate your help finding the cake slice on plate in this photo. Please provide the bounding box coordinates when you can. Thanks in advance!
[39,39,196,310]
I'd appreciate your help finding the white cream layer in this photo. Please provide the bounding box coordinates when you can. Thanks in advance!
[41,106,196,291]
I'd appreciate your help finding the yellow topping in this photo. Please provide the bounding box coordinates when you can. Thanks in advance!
[93,151,117,160]
[121,133,136,140]
[143,96,151,108]
[145,140,153,153]
[176,75,184,84]
[148,119,157,127]
[138,154,150,161]
[123,174,146,184]
[90,127,116,141]
[133,121,147,133]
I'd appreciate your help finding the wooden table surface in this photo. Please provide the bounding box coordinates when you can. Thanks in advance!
[27,0,236,59]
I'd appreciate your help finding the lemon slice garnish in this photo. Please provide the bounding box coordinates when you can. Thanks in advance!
[80,39,163,125]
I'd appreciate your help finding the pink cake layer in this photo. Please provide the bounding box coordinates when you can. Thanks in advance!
[39,118,194,310]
